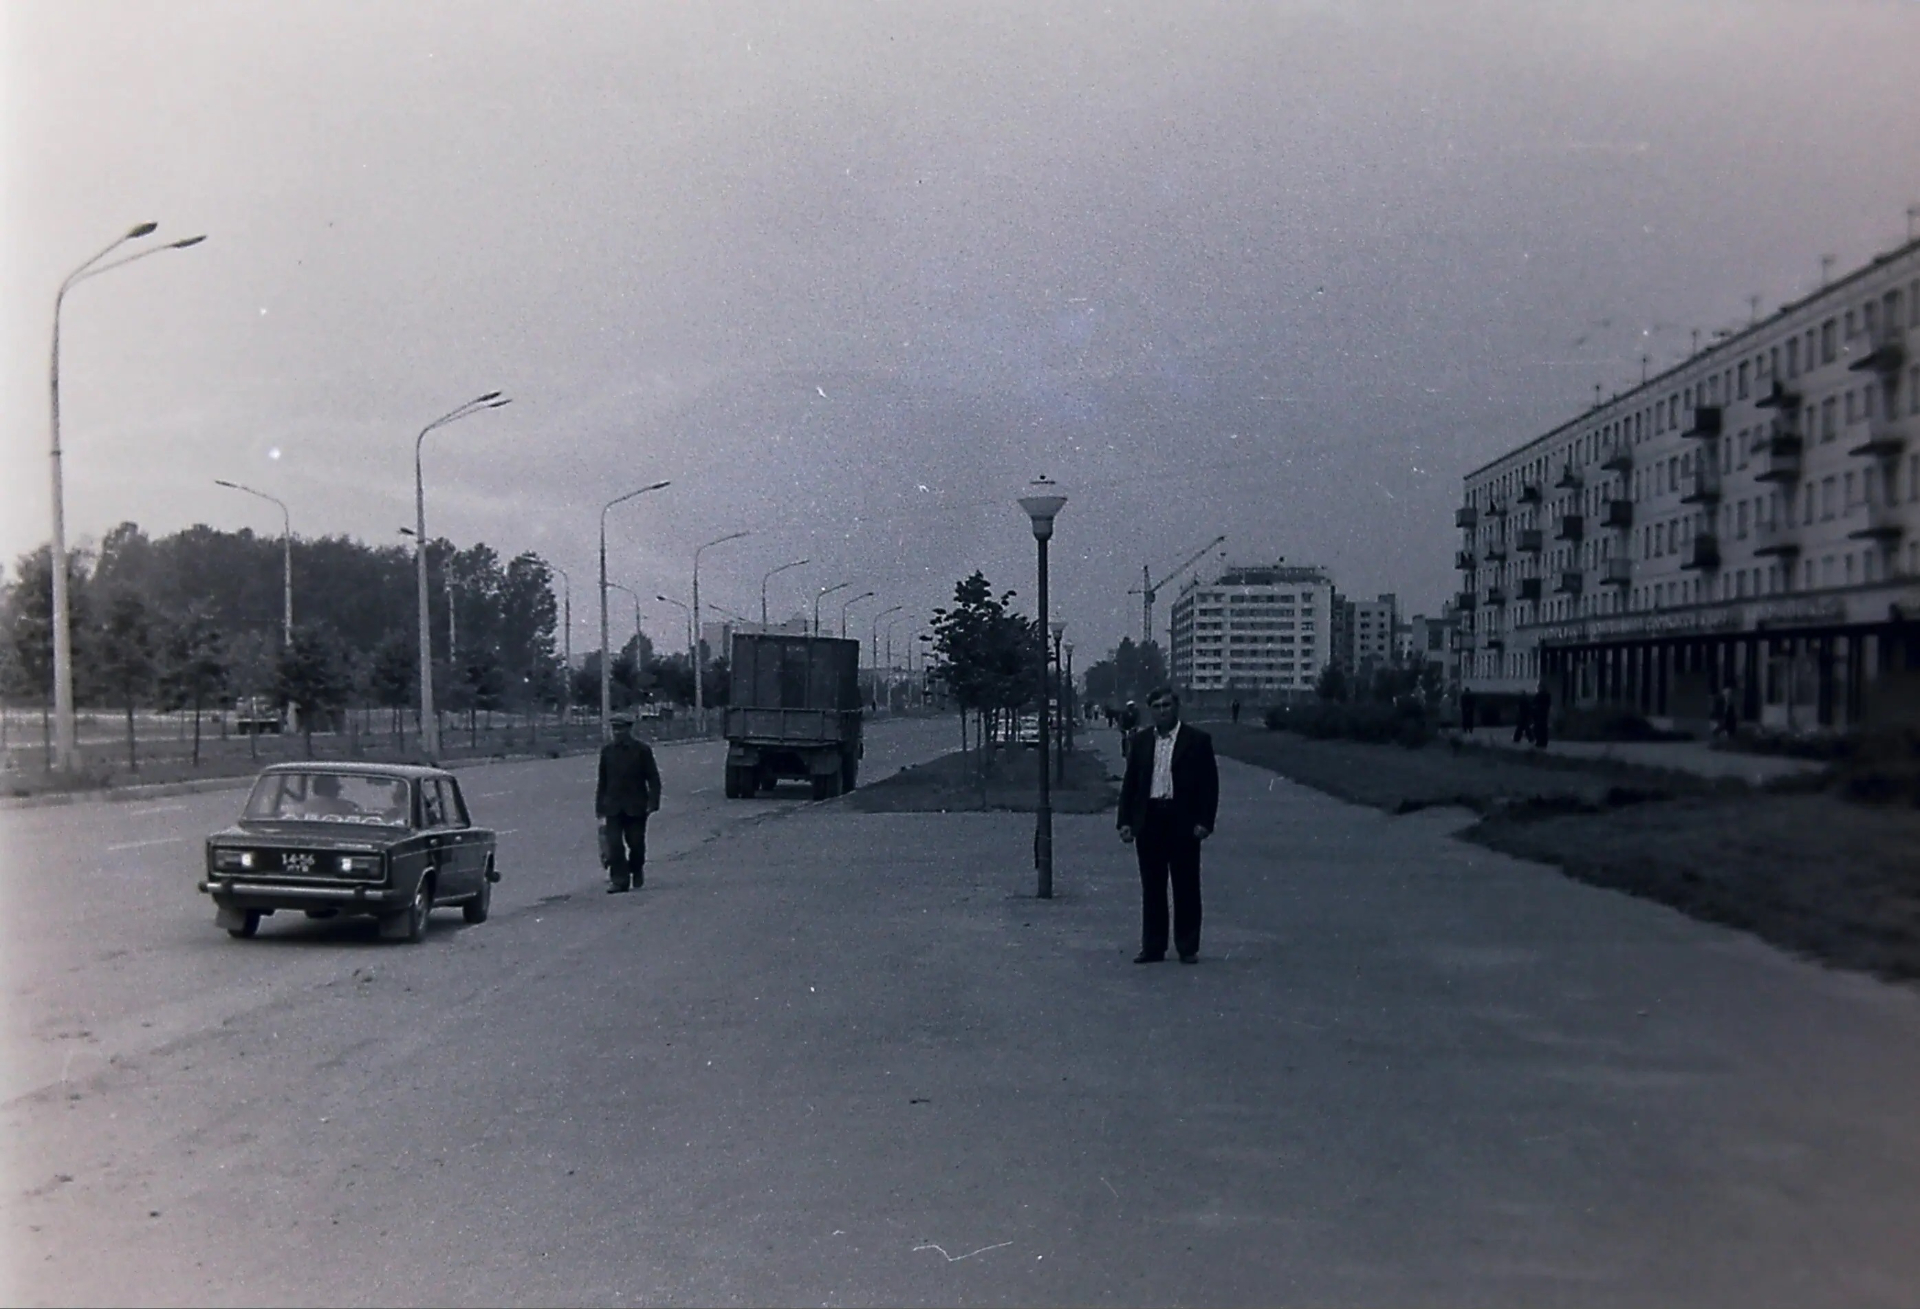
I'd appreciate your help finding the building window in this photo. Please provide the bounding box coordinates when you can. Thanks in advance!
[1786,338,1800,378]
[1822,397,1837,441]
[1738,361,1750,399]
[1822,477,1837,520]
[1822,319,1836,362]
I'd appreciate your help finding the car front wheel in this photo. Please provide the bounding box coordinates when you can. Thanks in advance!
[227,909,262,940]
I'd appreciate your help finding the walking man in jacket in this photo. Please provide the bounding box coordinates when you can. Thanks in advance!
[1117,686,1220,965]
[597,711,662,893]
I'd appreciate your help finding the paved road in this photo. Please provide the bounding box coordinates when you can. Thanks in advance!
[7,723,1920,1306]
[0,716,960,1108]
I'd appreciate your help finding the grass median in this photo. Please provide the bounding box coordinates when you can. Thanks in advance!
[1208,722,1920,983]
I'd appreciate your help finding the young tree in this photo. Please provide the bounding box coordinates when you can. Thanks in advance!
[96,590,158,771]
[1315,662,1349,703]
[159,611,228,767]
[368,634,415,746]
[275,624,350,758]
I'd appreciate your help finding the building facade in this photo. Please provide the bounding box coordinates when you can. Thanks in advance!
[1169,563,1334,699]
[1458,238,1920,731]
[1350,593,1400,674]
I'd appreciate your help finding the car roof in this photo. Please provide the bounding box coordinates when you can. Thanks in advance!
[256,762,452,782]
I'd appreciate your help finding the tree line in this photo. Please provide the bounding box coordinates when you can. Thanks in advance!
[0,522,723,767]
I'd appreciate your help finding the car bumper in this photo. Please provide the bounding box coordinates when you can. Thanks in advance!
[199,879,408,911]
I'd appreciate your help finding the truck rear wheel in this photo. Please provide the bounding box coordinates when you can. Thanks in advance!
[810,772,838,801]
[841,754,858,793]
[723,766,748,799]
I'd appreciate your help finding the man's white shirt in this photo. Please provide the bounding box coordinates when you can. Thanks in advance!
[1149,722,1181,800]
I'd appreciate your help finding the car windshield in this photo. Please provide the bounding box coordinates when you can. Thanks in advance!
[244,772,412,827]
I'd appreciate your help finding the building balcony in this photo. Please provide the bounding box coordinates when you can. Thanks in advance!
[1515,528,1543,554]
[1602,498,1635,528]
[1846,328,1907,377]
[1679,465,1721,504]
[1680,405,1723,439]
[1755,379,1802,411]
[1602,557,1632,586]
[1848,418,1907,460]
[1487,499,1509,517]
[1601,444,1633,473]
[1848,501,1907,542]
[1554,465,1583,490]
[1485,635,1505,651]
[1682,535,1721,571]
[1482,586,1507,608]
[1455,591,1478,611]
[1454,550,1477,571]
[1755,435,1804,483]
[1555,513,1585,542]
[1516,482,1542,505]
[1518,577,1543,602]
[1752,520,1800,557]
[1555,570,1584,596]
[1455,505,1478,528]
[1483,542,1508,562]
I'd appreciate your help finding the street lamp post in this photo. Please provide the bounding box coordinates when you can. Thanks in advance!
[813,582,850,637]
[1064,642,1075,756]
[48,222,205,772]
[693,531,750,734]
[552,566,571,738]
[870,604,903,708]
[656,594,692,708]
[213,480,292,646]
[760,558,809,629]
[598,480,672,742]
[839,590,875,641]
[883,615,912,714]
[414,392,511,760]
[1018,477,1068,899]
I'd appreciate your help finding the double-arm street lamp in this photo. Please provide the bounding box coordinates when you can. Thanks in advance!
[415,392,512,760]
[813,581,850,636]
[213,480,293,646]
[694,531,750,734]
[1018,477,1068,899]
[48,222,205,773]
[599,480,673,741]
[839,590,875,640]
[760,558,809,629]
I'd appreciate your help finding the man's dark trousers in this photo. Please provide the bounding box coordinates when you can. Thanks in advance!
[605,812,648,888]
[1136,799,1202,960]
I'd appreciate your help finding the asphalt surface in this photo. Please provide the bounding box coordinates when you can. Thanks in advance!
[6,717,1920,1306]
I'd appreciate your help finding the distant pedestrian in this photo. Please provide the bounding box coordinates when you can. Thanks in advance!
[1229,699,1241,725]
[1511,695,1532,745]
[1119,699,1140,755]
[1532,682,1552,749]
[1721,690,1739,739]
[1460,689,1478,733]
[596,711,662,894]
[1118,687,1220,965]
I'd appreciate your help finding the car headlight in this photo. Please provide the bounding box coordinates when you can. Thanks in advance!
[213,848,256,871]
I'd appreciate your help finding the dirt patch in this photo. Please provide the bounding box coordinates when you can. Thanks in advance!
[848,746,1118,814]
[1210,723,1920,982]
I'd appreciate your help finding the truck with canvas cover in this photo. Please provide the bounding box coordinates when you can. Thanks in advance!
[723,633,863,799]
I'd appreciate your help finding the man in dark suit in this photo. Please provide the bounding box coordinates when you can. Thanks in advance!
[1117,686,1220,965]
[596,711,662,894]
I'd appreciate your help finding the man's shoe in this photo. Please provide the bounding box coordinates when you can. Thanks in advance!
[1178,953,1198,965]
[1133,951,1164,964]
[607,882,630,894]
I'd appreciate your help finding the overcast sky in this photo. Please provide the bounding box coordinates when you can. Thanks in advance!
[5,0,1918,661]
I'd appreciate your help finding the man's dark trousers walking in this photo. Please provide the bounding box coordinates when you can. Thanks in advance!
[597,712,662,893]
[1118,688,1220,964]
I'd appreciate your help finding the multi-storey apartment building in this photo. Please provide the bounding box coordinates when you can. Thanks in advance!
[1351,593,1400,673]
[1458,238,1920,731]
[1169,562,1334,699]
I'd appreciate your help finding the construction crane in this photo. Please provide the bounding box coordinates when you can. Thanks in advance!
[1127,535,1226,646]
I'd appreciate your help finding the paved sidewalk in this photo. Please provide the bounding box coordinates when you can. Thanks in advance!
[20,738,1919,1306]
[1446,725,1828,784]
